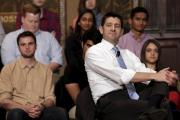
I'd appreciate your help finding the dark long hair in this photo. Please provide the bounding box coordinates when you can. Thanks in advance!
[74,9,96,41]
[141,39,161,71]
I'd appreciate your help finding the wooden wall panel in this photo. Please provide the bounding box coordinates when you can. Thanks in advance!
[158,38,180,74]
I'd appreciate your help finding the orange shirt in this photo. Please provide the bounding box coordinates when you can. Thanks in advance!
[0,58,55,105]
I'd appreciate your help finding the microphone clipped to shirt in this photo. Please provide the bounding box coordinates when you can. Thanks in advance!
[116,51,120,57]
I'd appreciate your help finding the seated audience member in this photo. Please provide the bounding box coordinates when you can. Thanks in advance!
[85,12,178,120]
[16,0,61,41]
[140,39,180,119]
[63,9,98,104]
[135,39,163,92]
[71,0,103,31]
[0,21,6,120]
[0,31,68,120]
[118,7,153,58]
[1,3,63,72]
[55,9,98,112]
[57,28,101,112]
[0,21,5,47]
[0,21,5,70]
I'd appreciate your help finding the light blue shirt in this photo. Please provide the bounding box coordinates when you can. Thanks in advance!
[1,28,63,65]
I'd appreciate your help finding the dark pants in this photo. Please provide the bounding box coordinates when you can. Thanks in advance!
[96,81,170,120]
[7,107,68,120]
[0,108,6,120]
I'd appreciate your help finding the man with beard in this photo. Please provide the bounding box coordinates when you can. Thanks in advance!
[1,3,62,72]
[118,7,153,58]
[0,31,68,120]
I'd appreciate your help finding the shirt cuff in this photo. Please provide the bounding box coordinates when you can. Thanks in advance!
[120,69,136,84]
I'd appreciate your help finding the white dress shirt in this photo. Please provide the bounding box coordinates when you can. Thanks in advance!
[1,28,63,66]
[85,39,155,103]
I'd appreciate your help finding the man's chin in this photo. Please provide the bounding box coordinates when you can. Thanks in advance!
[21,54,34,58]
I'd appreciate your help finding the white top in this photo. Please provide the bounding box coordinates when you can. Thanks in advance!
[85,39,154,103]
[1,28,63,66]
[0,21,5,46]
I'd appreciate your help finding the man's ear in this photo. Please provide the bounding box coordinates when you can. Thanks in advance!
[128,18,132,25]
[98,26,103,35]
[21,17,25,24]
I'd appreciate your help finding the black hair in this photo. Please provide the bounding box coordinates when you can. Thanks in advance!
[101,12,123,28]
[75,9,96,39]
[82,28,102,45]
[17,31,36,46]
[130,6,149,20]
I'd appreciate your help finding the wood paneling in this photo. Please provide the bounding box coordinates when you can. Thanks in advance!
[158,38,180,74]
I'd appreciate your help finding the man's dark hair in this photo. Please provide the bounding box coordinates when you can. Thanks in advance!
[17,31,36,46]
[130,6,149,20]
[101,12,123,28]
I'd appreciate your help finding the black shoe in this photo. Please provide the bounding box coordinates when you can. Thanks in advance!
[138,108,167,120]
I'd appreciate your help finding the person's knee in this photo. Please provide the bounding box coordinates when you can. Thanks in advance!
[43,107,69,120]
[7,108,27,120]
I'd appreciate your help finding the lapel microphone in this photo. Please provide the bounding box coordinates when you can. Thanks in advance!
[116,51,120,57]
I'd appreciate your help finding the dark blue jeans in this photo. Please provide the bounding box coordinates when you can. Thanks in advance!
[7,107,68,120]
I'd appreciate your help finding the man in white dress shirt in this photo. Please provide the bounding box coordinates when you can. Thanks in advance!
[85,12,178,120]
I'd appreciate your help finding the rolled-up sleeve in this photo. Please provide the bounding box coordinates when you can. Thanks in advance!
[85,48,136,85]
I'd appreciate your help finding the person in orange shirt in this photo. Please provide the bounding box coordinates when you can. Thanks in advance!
[0,31,67,120]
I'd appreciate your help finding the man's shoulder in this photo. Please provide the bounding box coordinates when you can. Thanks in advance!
[36,30,56,40]
[89,42,103,51]
[1,59,19,71]
[145,33,154,39]
[4,29,21,39]
[86,42,106,57]
[36,61,51,71]
[38,30,52,35]
[120,32,132,40]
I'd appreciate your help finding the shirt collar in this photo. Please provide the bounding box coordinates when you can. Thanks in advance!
[20,28,41,36]
[101,39,117,50]
[129,30,147,41]
[18,57,38,69]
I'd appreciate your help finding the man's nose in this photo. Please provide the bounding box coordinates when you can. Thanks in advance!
[111,25,115,31]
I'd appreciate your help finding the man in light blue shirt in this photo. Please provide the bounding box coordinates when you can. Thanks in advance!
[1,3,63,71]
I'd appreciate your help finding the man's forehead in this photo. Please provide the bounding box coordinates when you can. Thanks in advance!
[105,17,121,23]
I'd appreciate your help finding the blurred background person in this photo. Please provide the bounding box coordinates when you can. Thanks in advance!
[0,21,5,71]
[55,9,101,111]
[71,0,103,31]
[16,0,61,41]
[0,21,5,47]
[1,3,63,72]
[118,7,153,58]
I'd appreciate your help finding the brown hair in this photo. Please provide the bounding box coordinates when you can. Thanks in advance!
[21,3,41,17]
[141,39,161,70]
